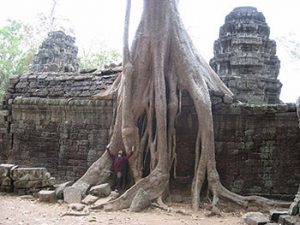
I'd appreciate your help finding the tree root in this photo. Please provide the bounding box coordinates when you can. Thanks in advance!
[69,0,291,213]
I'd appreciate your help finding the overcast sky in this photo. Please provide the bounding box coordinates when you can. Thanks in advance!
[0,0,299,102]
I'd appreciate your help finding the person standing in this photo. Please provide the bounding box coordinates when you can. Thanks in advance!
[106,146,134,192]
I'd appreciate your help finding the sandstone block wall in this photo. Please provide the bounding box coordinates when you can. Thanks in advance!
[174,92,300,199]
[213,103,300,199]
[1,73,299,199]
[7,97,113,181]
[0,101,12,161]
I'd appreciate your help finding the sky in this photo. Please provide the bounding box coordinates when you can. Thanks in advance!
[0,0,299,102]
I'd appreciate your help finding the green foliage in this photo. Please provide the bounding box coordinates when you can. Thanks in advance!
[79,48,122,70]
[0,20,34,100]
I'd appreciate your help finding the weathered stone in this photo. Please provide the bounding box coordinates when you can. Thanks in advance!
[0,164,16,177]
[269,209,289,222]
[0,176,12,186]
[11,167,49,181]
[289,185,300,216]
[82,194,99,205]
[31,31,79,73]
[242,212,269,225]
[54,181,73,199]
[64,203,90,216]
[0,110,9,116]
[278,215,300,225]
[210,7,281,104]
[63,186,82,203]
[14,179,53,189]
[89,183,111,197]
[38,190,57,203]
[129,188,151,212]
[288,202,299,216]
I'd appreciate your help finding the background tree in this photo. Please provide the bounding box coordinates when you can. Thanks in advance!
[79,45,121,70]
[0,20,34,100]
[69,0,288,212]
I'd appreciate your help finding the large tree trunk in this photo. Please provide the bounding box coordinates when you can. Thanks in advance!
[69,0,290,211]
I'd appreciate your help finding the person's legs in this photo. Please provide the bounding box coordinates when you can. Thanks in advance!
[115,171,122,191]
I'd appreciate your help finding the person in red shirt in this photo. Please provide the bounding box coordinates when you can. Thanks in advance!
[106,145,134,192]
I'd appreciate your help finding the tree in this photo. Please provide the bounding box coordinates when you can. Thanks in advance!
[79,47,121,70]
[69,0,289,211]
[0,20,34,100]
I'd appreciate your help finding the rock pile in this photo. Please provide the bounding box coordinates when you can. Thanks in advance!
[31,31,79,73]
[242,209,300,225]
[0,164,55,194]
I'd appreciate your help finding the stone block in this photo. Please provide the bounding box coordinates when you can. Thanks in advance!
[278,215,300,225]
[242,212,269,225]
[0,164,17,177]
[14,179,53,189]
[288,202,299,216]
[129,188,151,212]
[54,181,73,199]
[38,190,57,203]
[11,167,49,181]
[89,183,111,197]
[64,186,82,204]
[0,110,9,117]
[82,194,99,205]
[269,209,288,222]
[0,176,12,186]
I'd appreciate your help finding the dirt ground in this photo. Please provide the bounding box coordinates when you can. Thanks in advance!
[0,193,244,225]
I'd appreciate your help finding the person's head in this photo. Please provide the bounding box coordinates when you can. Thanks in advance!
[117,150,123,157]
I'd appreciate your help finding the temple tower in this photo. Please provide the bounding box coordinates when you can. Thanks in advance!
[210,7,282,104]
[31,31,79,73]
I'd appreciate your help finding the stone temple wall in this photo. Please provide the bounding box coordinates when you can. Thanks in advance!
[0,72,299,199]
[175,93,300,199]
[0,101,12,161]
[1,72,117,181]
[9,98,112,181]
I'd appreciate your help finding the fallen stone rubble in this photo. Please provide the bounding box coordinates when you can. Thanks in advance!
[0,163,55,194]
[242,187,300,225]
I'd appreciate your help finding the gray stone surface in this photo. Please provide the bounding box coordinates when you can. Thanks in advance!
[89,183,111,197]
[278,215,300,225]
[242,212,269,225]
[0,164,55,193]
[210,7,282,104]
[63,186,82,204]
[82,194,99,205]
[38,190,57,203]
[0,164,16,177]
[289,186,300,216]
[55,181,73,199]
[11,167,49,181]
[129,188,151,212]
[269,209,288,222]
[31,31,79,73]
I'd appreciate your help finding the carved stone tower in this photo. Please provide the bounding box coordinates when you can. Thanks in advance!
[210,7,282,104]
[31,31,79,73]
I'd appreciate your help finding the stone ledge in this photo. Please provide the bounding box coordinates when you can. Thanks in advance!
[12,97,113,107]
